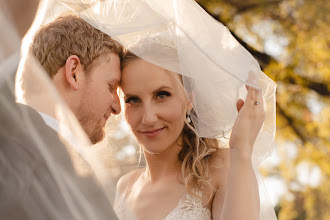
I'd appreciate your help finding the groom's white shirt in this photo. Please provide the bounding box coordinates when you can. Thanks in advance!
[38,112,83,153]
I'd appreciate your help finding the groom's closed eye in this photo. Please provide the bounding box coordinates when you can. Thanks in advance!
[108,83,118,93]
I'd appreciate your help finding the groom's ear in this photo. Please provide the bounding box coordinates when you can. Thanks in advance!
[64,55,82,90]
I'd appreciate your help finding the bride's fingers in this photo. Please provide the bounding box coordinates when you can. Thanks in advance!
[254,89,264,109]
[236,99,244,112]
[245,86,256,109]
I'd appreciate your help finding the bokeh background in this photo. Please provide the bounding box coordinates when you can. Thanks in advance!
[3,0,329,219]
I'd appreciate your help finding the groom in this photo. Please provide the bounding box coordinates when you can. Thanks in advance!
[0,13,122,219]
[29,14,123,144]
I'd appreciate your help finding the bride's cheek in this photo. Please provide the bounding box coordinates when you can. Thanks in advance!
[125,107,139,126]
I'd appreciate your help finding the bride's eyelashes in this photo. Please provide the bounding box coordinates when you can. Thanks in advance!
[156,91,171,100]
[125,96,140,104]
[124,91,171,105]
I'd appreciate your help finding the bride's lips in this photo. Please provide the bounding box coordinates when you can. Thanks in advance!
[140,127,165,138]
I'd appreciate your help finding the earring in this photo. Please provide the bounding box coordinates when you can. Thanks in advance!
[186,111,191,124]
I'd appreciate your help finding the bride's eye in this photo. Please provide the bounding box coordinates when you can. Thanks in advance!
[125,96,140,104]
[156,91,170,99]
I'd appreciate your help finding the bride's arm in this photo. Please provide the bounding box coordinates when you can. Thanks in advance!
[213,151,260,220]
[212,86,264,220]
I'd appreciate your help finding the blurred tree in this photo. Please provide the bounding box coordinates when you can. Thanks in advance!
[195,0,329,219]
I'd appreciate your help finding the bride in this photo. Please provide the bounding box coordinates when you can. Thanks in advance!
[114,44,265,220]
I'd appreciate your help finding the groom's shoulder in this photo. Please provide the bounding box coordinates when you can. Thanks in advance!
[116,168,144,194]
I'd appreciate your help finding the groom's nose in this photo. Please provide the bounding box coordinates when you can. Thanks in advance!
[110,92,121,115]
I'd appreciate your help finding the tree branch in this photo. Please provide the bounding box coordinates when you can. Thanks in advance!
[234,0,285,14]
[283,74,330,96]
[276,101,307,144]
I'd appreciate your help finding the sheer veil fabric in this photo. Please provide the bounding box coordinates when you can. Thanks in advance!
[0,1,119,219]
[2,0,277,219]
[57,0,276,163]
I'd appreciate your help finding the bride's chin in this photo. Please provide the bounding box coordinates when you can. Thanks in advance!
[140,145,164,155]
[144,149,162,155]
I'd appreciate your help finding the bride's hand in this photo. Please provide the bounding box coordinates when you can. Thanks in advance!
[229,86,265,159]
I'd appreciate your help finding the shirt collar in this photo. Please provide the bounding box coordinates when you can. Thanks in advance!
[38,112,84,153]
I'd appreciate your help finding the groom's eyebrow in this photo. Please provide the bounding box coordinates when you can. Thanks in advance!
[109,72,121,83]
[108,78,120,86]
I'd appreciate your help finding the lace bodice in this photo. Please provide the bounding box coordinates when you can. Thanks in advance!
[114,190,211,220]
[164,192,211,220]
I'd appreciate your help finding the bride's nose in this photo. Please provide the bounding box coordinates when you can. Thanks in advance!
[141,104,158,126]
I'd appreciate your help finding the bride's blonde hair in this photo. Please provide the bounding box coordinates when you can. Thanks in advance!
[121,50,222,201]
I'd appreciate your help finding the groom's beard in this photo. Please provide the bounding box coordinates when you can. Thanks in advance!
[80,116,105,144]
[75,108,105,144]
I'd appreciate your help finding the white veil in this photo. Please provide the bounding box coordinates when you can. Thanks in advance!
[3,0,277,219]
[0,0,119,219]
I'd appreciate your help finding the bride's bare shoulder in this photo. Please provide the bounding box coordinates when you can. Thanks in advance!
[116,168,144,194]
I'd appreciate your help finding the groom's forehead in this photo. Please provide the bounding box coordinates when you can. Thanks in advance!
[109,54,121,83]
[110,71,121,84]
[90,52,121,80]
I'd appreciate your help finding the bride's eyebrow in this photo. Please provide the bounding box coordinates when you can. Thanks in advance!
[153,86,172,93]
[123,93,137,99]
[123,86,172,98]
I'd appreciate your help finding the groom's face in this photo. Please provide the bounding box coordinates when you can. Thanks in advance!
[76,53,121,144]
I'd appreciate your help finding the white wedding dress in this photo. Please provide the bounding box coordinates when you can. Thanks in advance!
[115,190,211,220]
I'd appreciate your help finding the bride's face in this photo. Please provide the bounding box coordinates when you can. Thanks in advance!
[120,59,191,154]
